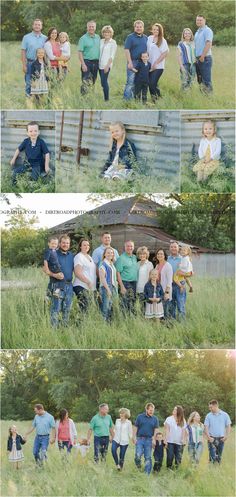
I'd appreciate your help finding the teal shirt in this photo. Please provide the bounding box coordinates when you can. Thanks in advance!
[90,413,113,437]
[32,412,55,435]
[78,32,100,60]
[115,252,138,282]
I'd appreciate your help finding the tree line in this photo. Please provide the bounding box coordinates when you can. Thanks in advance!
[1,350,235,423]
[1,0,235,46]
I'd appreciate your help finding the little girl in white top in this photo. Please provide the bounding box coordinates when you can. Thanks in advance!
[174,245,193,292]
[111,408,133,470]
[58,32,71,77]
[193,120,221,181]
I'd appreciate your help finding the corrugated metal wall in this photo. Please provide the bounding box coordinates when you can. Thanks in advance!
[55,110,180,178]
[192,253,234,278]
[181,110,235,156]
[1,111,56,162]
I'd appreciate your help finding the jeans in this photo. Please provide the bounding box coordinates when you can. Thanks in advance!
[99,68,110,100]
[166,443,183,468]
[33,434,49,463]
[196,56,213,92]
[58,440,72,453]
[94,435,109,462]
[111,440,128,467]
[99,285,116,321]
[12,163,41,184]
[135,437,152,474]
[149,69,164,99]
[25,60,34,95]
[121,280,137,314]
[163,299,172,320]
[208,437,224,463]
[134,82,148,103]
[180,63,196,90]
[170,282,186,320]
[50,283,73,327]
[123,60,138,100]
[188,442,203,463]
[81,59,99,95]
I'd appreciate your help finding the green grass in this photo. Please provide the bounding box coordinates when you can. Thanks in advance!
[1,43,235,110]
[1,267,234,350]
[1,421,235,497]
[181,152,235,193]
[56,160,180,193]
[1,162,55,193]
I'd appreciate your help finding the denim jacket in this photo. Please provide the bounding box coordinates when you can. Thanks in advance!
[102,139,137,174]
[31,60,49,81]
[144,281,164,302]
[7,434,26,451]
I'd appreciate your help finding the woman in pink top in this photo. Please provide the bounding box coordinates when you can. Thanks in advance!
[54,408,77,454]
[44,27,65,79]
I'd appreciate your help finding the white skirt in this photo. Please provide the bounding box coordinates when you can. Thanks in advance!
[103,164,133,180]
[145,302,164,319]
[9,442,24,462]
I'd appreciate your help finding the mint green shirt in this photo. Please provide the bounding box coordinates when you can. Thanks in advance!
[90,413,113,436]
[115,252,138,282]
[78,32,100,60]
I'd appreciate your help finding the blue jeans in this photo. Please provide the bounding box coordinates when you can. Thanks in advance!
[170,282,186,320]
[196,56,213,92]
[121,280,137,314]
[208,437,224,463]
[25,60,34,95]
[135,437,152,474]
[163,299,172,320]
[111,440,128,467]
[180,63,196,89]
[94,435,109,462]
[81,59,99,95]
[58,440,72,453]
[12,163,41,184]
[99,69,110,100]
[188,442,203,463]
[166,443,183,468]
[99,285,116,321]
[33,434,49,462]
[50,283,73,327]
[123,60,138,100]
[149,69,164,99]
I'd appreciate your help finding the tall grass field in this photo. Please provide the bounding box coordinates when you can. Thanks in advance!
[1,421,235,497]
[1,267,234,350]
[1,43,235,110]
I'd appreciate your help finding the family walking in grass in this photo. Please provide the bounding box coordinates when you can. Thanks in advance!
[43,232,194,328]
[21,14,214,104]
[8,400,231,473]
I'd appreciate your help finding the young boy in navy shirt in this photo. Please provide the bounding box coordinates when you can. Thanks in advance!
[153,432,166,472]
[10,121,50,184]
[133,52,151,104]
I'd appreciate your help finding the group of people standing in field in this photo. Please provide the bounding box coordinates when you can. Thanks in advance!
[21,14,214,103]
[43,232,193,328]
[8,400,231,473]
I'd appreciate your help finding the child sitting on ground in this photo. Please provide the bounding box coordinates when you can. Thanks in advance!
[153,431,166,472]
[133,52,151,104]
[43,236,64,299]
[174,245,193,292]
[101,121,137,180]
[144,269,164,319]
[193,120,221,182]
[10,121,50,184]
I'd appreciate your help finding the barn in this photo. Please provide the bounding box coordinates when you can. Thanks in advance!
[55,110,180,182]
[49,195,234,278]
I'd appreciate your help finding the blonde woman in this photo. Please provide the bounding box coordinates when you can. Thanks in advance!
[177,28,196,90]
[111,408,133,470]
[99,25,117,101]
[99,247,118,321]
[101,121,136,180]
[147,23,169,100]
[186,411,204,464]
[137,246,154,309]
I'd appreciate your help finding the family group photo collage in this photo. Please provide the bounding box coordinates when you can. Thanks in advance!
[0,1,235,497]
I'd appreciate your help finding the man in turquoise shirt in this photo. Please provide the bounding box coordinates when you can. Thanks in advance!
[204,399,231,464]
[87,403,114,463]
[78,20,100,95]
[21,19,47,97]
[25,403,55,465]
[115,240,138,313]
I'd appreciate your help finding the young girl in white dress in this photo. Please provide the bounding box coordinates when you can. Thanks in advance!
[7,425,26,469]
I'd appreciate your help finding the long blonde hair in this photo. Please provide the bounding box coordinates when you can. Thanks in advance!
[109,121,126,149]
[187,411,203,426]
[181,28,194,42]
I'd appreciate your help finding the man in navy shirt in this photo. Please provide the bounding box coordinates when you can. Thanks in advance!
[43,235,74,327]
[10,121,50,184]
[133,403,159,474]
[123,20,148,100]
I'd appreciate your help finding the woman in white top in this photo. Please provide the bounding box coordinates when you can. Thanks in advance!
[73,239,96,313]
[193,120,221,182]
[155,248,173,320]
[147,23,169,101]
[136,246,154,310]
[99,25,117,101]
[111,408,133,470]
[164,405,187,468]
